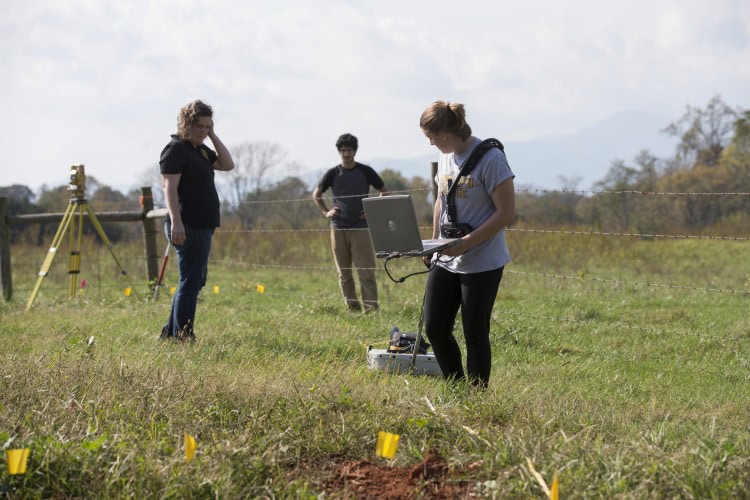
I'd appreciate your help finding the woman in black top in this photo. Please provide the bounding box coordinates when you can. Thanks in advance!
[159,100,234,341]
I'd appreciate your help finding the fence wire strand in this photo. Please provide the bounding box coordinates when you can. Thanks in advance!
[247,289,748,345]
[211,226,750,241]
[232,186,750,206]
[210,259,750,296]
[7,186,750,348]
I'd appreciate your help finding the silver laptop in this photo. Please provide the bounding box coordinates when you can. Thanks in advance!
[362,195,460,257]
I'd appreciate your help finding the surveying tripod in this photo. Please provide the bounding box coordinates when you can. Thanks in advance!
[25,165,140,311]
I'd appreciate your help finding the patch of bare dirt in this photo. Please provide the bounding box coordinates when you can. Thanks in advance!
[291,448,475,499]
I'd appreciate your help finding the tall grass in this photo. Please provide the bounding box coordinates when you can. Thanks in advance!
[1,228,749,497]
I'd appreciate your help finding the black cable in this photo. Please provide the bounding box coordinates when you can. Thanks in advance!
[382,254,429,283]
[382,253,457,283]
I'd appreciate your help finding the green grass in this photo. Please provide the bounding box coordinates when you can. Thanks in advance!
[1,230,749,497]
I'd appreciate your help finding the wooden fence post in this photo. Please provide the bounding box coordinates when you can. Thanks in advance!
[140,187,159,283]
[0,197,12,301]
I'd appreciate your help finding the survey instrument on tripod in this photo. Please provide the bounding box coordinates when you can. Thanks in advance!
[25,165,140,311]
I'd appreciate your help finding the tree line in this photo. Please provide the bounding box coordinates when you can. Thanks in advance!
[518,95,750,234]
[2,95,748,245]
[0,150,433,245]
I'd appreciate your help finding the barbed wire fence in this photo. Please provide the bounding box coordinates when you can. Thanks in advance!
[9,186,750,345]
[207,187,750,344]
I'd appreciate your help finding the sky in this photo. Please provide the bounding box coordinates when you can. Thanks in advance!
[1,0,749,193]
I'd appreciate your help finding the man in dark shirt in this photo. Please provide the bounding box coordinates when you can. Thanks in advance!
[313,133,388,312]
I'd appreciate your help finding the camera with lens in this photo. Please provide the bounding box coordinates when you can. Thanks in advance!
[68,164,87,198]
[440,138,505,241]
[441,222,472,238]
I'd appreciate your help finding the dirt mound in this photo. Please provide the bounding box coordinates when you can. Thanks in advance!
[318,448,470,499]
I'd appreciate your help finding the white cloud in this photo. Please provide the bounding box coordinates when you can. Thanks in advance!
[0,0,748,191]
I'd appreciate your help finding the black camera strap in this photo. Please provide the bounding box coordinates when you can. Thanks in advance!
[444,138,504,225]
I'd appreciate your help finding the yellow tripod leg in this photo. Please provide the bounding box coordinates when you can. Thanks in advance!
[26,203,77,311]
[84,202,141,300]
[69,204,84,298]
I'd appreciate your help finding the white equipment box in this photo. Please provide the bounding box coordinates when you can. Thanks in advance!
[366,346,442,377]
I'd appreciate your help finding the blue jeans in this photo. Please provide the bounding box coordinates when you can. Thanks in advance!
[161,220,214,339]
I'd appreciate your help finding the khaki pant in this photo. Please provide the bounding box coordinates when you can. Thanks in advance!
[331,228,378,311]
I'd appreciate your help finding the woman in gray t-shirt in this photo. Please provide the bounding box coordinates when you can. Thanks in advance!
[419,100,516,388]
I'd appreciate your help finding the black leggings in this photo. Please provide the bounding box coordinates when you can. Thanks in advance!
[423,266,504,387]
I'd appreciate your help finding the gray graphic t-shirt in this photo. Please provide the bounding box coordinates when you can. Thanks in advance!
[434,136,515,273]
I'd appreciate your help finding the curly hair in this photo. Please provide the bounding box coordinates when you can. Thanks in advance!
[176,100,213,140]
[419,100,472,141]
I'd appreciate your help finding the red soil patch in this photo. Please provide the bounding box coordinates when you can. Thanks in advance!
[297,449,473,499]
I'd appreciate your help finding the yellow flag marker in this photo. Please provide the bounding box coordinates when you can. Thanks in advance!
[256,284,265,294]
[184,432,196,463]
[550,472,559,500]
[170,286,176,296]
[124,287,132,297]
[213,285,220,294]
[375,431,399,459]
[6,448,30,475]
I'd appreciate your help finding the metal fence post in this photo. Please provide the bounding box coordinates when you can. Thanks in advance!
[431,162,438,203]
[0,197,12,301]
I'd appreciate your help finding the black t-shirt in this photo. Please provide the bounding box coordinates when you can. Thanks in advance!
[159,135,220,228]
[317,162,384,229]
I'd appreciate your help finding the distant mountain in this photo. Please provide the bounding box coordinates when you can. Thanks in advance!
[509,110,678,189]
[359,110,678,190]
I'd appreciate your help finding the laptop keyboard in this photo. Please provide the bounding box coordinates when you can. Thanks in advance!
[422,239,448,251]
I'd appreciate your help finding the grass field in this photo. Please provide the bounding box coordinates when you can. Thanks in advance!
[1,228,749,497]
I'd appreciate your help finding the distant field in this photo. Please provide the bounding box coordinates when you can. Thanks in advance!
[1,229,748,497]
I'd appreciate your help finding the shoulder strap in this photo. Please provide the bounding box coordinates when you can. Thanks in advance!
[445,138,504,223]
